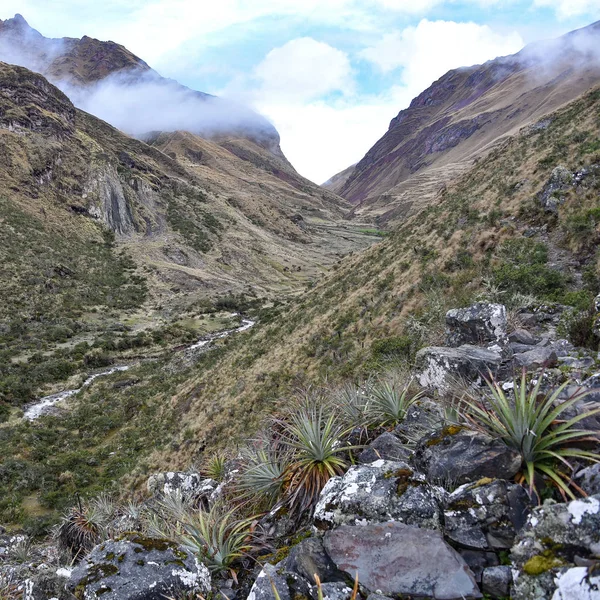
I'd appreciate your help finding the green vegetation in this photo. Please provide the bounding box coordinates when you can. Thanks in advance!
[461,372,600,499]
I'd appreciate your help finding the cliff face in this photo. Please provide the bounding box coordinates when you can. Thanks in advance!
[335,20,600,226]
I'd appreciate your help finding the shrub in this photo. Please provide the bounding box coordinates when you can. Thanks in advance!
[369,375,423,425]
[55,501,104,559]
[461,372,600,499]
[238,443,288,507]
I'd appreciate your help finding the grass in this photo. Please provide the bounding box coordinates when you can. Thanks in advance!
[461,372,600,499]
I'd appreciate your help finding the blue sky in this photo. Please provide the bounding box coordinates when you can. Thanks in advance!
[1,0,598,182]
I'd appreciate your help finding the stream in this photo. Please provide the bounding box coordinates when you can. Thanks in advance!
[24,317,256,421]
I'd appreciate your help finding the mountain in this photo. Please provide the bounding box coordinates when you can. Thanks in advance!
[332,20,600,226]
[0,14,282,155]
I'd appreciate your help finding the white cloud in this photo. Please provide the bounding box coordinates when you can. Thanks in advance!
[254,38,353,103]
[360,19,524,95]
[532,0,600,18]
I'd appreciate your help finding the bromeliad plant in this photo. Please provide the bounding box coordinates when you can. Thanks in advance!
[369,375,424,425]
[461,371,600,499]
[279,405,352,516]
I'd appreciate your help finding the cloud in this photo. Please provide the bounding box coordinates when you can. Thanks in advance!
[532,0,600,18]
[360,19,524,94]
[254,37,353,103]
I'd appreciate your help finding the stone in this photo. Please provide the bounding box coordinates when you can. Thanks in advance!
[444,480,531,551]
[445,303,507,348]
[146,472,217,504]
[511,495,600,600]
[358,432,411,464]
[67,534,210,600]
[551,567,600,600]
[513,347,558,369]
[457,550,499,583]
[247,564,291,600]
[23,569,74,600]
[415,345,503,394]
[481,566,512,599]
[575,463,600,495]
[283,537,344,584]
[323,522,481,599]
[314,460,444,531]
[414,428,522,486]
[508,329,538,345]
[539,166,572,213]
[316,582,355,600]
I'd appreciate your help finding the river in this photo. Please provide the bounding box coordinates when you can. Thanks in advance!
[24,317,256,420]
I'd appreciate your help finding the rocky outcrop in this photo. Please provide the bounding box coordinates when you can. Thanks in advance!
[414,428,522,485]
[67,534,210,600]
[445,302,507,348]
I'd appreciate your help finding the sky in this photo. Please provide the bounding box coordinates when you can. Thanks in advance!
[1,1,599,183]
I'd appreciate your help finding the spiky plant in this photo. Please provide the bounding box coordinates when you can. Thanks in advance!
[238,443,288,508]
[56,501,103,559]
[333,381,373,427]
[280,406,350,516]
[461,371,600,499]
[369,375,424,425]
[202,451,228,482]
[182,503,256,574]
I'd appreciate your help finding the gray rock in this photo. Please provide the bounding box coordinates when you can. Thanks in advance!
[23,569,74,600]
[575,463,600,495]
[509,342,539,354]
[482,566,512,599]
[67,535,210,600]
[539,165,572,213]
[146,471,217,503]
[283,537,344,584]
[416,345,503,394]
[323,522,481,599]
[513,347,558,369]
[508,329,538,345]
[316,582,355,600]
[457,550,499,583]
[314,460,443,531]
[558,355,595,369]
[511,495,600,600]
[393,401,442,443]
[444,480,531,551]
[446,303,507,347]
[247,564,290,600]
[358,433,411,464]
[414,428,522,486]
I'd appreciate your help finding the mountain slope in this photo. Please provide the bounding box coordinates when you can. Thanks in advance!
[335,20,600,226]
[0,14,282,156]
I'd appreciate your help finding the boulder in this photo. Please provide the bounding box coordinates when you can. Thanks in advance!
[575,463,600,495]
[445,303,507,347]
[23,569,74,600]
[247,564,291,600]
[511,495,600,600]
[415,345,503,393]
[513,347,558,370]
[282,537,344,584]
[314,460,444,531]
[481,566,512,599]
[508,329,538,345]
[323,522,481,599]
[539,166,572,213]
[444,480,531,550]
[414,427,522,486]
[358,432,411,464]
[67,534,210,600]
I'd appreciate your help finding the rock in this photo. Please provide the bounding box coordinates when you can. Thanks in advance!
[314,460,444,531]
[415,345,503,393]
[393,401,441,443]
[481,566,512,599]
[509,329,538,345]
[513,347,558,369]
[23,569,74,600]
[575,463,600,495]
[414,427,522,486]
[551,567,600,600]
[316,582,355,600]
[323,522,481,599]
[445,303,507,348]
[558,356,595,370]
[444,480,531,550]
[247,564,291,600]
[358,432,411,464]
[511,495,600,600]
[283,537,344,584]
[146,471,217,503]
[457,550,499,583]
[539,166,572,213]
[67,534,210,600]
